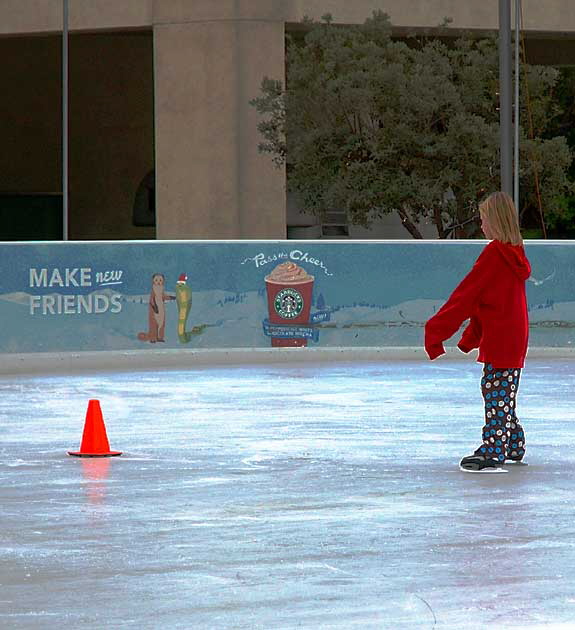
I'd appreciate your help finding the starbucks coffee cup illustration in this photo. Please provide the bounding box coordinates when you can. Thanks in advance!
[265,262,315,347]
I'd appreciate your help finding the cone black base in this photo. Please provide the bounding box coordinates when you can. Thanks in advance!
[68,451,122,458]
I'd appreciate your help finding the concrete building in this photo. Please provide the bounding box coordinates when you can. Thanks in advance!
[1,1,575,241]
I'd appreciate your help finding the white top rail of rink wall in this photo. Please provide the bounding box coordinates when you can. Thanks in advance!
[0,239,572,370]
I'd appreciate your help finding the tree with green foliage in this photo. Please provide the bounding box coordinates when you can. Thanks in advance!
[533,66,575,237]
[250,11,573,238]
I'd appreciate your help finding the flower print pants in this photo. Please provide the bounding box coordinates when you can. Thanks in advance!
[478,363,526,463]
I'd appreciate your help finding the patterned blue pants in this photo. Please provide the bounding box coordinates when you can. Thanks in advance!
[478,363,525,462]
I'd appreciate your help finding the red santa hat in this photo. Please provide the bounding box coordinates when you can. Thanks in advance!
[177,273,187,282]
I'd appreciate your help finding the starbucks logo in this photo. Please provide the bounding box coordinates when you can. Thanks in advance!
[274,288,304,319]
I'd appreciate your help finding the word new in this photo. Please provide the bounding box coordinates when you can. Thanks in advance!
[96,270,123,285]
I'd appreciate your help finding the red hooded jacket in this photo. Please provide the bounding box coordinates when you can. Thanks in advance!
[424,240,531,368]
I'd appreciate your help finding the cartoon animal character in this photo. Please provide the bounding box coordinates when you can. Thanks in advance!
[175,273,208,342]
[176,273,193,343]
[137,273,175,343]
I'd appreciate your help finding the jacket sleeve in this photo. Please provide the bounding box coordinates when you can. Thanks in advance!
[457,314,482,353]
[424,246,495,360]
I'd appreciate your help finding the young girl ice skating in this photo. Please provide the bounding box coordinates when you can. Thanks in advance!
[424,192,531,472]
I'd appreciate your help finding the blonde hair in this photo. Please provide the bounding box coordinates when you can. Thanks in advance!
[479,191,523,246]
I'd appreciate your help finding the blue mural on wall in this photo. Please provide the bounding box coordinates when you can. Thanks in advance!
[0,240,571,353]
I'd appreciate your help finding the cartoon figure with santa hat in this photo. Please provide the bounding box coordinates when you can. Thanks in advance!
[175,273,193,343]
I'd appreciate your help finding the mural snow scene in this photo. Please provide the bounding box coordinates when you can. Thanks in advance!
[0,241,573,354]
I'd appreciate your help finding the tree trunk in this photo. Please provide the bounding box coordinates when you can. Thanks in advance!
[433,205,447,239]
[397,207,423,239]
[453,201,467,239]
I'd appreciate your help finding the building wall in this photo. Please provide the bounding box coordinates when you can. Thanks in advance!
[3,1,575,34]
[0,0,153,35]
[1,1,575,241]
[290,0,575,31]
[154,18,286,239]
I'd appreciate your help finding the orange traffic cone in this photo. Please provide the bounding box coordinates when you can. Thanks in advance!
[68,399,122,457]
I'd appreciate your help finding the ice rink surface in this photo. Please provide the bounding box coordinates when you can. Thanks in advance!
[1,358,575,629]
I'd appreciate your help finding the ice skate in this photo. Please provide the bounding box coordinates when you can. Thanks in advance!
[459,449,508,474]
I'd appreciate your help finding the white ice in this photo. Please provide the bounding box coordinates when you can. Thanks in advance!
[1,359,575,629]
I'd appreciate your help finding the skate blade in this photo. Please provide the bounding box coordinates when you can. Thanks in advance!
[505,461,528,466]
[459,465,508,474]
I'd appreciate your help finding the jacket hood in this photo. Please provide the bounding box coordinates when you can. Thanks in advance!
[492,240,531,280]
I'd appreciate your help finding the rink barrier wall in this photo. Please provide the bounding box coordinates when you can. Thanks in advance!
[0,239,572,373]
[3,346,575,376]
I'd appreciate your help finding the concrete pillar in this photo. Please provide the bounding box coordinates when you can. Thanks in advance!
[154,12,286,239]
